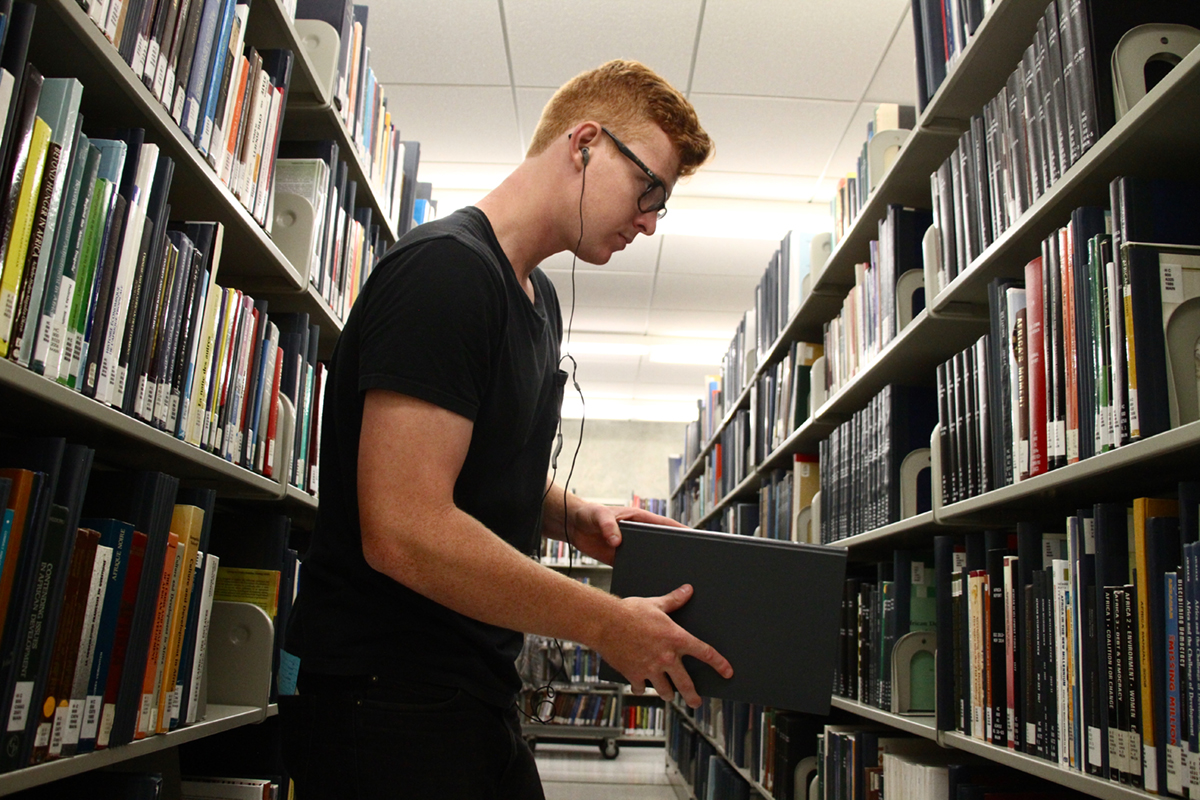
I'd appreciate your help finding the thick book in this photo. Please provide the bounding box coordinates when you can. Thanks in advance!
[599,521,846,712]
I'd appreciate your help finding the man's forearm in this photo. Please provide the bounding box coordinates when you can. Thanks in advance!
[364,503,617,649]
[541,479,586,541]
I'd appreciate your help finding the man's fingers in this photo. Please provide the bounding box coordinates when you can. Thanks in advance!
[687,637,734,680]
[648,675,675,703]
[655,584,693,613]
[668,663,701,708]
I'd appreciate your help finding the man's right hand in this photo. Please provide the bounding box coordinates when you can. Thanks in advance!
[594,584,733,708]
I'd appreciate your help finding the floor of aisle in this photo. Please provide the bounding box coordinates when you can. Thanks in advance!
[535,742,678,800]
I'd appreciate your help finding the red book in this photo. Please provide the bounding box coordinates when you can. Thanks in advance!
[95,530,148,749]
[1024,256,1048,477]
[263,345,283,479]
[1060,226,1079,464]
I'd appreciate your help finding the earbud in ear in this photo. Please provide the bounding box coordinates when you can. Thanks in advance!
[581,147,590,166]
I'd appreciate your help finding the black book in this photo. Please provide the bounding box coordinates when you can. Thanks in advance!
[1181,482,1200,546]
[81,470,179,748]
[987,546,1009,746]
[1070,206,1106,461]
[1033,19,1062,187]
[142,229,191,425]
[1073,509,1102,776]
[963,346,980,499]
[1103,585,1121,781]
[398,140,421,235]
[1004,66,1031,217]
[1015,521,1044,754]
[913,0,945,110]
[0,61,41,283]
[1145,514,1181,793]
[1019,44,1045,202]
[337,178,357,305]
[255,49,294,219]
[1041,236,1064,469]
[0,2,35,201]
[956,130,979,266]
[950,352,966,502]
[1126,582,1144,787]
[1043,1,1074,171]
[969,114,993,253]
[1094,502,1129,778]
[1115,584,1131,783]
[1054,0,1082,168]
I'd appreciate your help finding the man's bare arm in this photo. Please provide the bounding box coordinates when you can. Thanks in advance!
[357,389,732,705]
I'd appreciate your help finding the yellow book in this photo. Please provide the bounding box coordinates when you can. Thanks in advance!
[156,504,204,733]
[185,269,223,446]
[1133,495,1178,788]
[213,567,280,620]
[0,116,52,357]
[206,287,241,452]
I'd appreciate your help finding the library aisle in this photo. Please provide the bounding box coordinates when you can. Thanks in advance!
[535,743,676,800]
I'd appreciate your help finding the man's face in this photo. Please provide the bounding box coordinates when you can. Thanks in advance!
[578,126,678,265]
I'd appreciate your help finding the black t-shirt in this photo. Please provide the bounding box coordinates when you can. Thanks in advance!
[286,207,564,707]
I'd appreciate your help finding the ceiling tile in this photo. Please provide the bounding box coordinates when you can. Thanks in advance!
[637,360,724,386]
[504,0,702,90]
[382,85,524,163]
[864,7,920,107]
[558,307,648,335]
[689,94,857,176]
[544,270,654,309]
[647,309,749,338]
[515,88,556,155]
[651,273,759,313]
[361,0,509,86]
[691,0,912,100]
[538,235,660,274]
[658,235,781,277]
[674,170,822,203]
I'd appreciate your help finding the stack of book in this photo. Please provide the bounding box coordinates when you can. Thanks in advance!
[623,700,664,737]
[936,178,1200,506]
[831,104,917,244]
[823,205,930,397]
[910,0,992,110]
[295,0,407,226]
[931,497,1200,796]
[926,0,1200,296]
[819,384,937,543]
[0,442,231,771]
[753,340,822,464]
[629,494,667,516]
[754,229,817,360]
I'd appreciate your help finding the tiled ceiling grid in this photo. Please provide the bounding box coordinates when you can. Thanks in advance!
[369,0,919,419]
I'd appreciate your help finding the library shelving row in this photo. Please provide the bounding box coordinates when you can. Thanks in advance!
[0,0,414,794]
[666,0,1200,799]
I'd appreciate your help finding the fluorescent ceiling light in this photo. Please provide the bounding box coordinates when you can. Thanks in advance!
[562,342,650,357]
[560,396,699,422]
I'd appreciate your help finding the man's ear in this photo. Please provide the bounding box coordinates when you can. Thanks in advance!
[569,122,602,169]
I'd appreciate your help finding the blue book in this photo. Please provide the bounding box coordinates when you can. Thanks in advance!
[1166,571,1183,790]
[194,0,237,156]
[71,517,135,755]
[181,0,227,142]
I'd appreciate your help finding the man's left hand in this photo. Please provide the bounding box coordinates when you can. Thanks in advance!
[568,504,685,566]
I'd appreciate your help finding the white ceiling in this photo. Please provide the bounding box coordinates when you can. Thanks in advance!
[368,0,919,420]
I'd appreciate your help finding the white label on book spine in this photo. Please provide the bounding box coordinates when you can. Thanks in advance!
[1067,429,1079,462]
[48,706,67,753]
[1189,751,1200,793]
[133,35,149,77]
[138,692,153,735]
[62,699,83,747]
[135,375,150,420]
[144,41,159,85]
[7,682,33,730]
[97,703,114,747]
[1142,743,1153,787]
[184,99,200,140]
[1169,744,1184,795]
[0,287,16,344]
[113,364,127,407]
[1162,262,1185,305]
[173,87,186,125]
[154,56,168,100]
[1088,727,1102,770]
[104,0,121,40]
[33,721,50,748]
[81,696,102,741]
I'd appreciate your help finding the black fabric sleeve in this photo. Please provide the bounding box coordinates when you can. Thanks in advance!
[357,239,503,422]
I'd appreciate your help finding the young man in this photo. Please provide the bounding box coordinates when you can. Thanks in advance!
[281,60,732,798]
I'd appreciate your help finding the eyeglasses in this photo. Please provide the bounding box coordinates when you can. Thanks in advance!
[602,127,669,219]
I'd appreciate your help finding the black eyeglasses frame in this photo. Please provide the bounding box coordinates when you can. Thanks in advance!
[602,127,669,220]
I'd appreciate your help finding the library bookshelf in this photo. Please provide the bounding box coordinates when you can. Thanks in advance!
[667,0,1200,797]
[0,0,404,792]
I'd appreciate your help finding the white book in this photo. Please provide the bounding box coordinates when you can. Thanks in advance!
[208,3,249,171]
[1006,287,1029,482]
[186,554,219,726]
[252,86,283,224]
[242,68,273,210]
[219,56,251,187]
[1052,558,1071,768]
[96,142,159,405]
[254,325,279,472]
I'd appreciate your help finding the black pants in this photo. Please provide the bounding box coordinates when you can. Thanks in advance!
[279,671,545,799]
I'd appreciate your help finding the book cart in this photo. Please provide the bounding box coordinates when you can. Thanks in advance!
[0,0,402,792]
[665,0,1200,797]
[520,556,667,759]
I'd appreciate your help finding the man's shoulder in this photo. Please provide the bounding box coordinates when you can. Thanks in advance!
[388,208,503,271]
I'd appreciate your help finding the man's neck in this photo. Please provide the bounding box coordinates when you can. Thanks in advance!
[474,160,575,288]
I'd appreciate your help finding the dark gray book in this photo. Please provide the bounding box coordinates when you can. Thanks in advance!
[600,521,846,713]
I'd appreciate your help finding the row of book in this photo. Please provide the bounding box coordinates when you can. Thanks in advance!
[925,491,1200,796]
[926,1,1200,296]
[819,384,937,543]
[911,0,991,111]
[74,0,296,232]
[823,205,930,397]
[523,688,620,729]
[753,229,820,366]
[0,437,297,774]
[537,539,601,568]
[278,137,414,323]
[753,340,821,464]
[830,104,917,244]
[516,633,604,686]
[629,493,667,517]
[835,550,937,714]
[667,709,754,800]
[623,701,665,737]
[300,0,409,225]
[0,82,328,492]
[937,178,1200,505]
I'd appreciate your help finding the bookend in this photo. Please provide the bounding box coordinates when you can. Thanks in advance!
[810,232,832,276]
[808,355,828,418]
[900,448,932,521]
[896,269,925,332]
[1158,244,1200,427]
[867,129,909,193]
[1112,23,1200,122]
[921,224,941,297]
[205,601,275,713]
[890,629,935,715]
[293,20,342,104]
[810,490,821,544]
[272,192,319,286]
[796,505,813,545]
[929,424,944,517]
